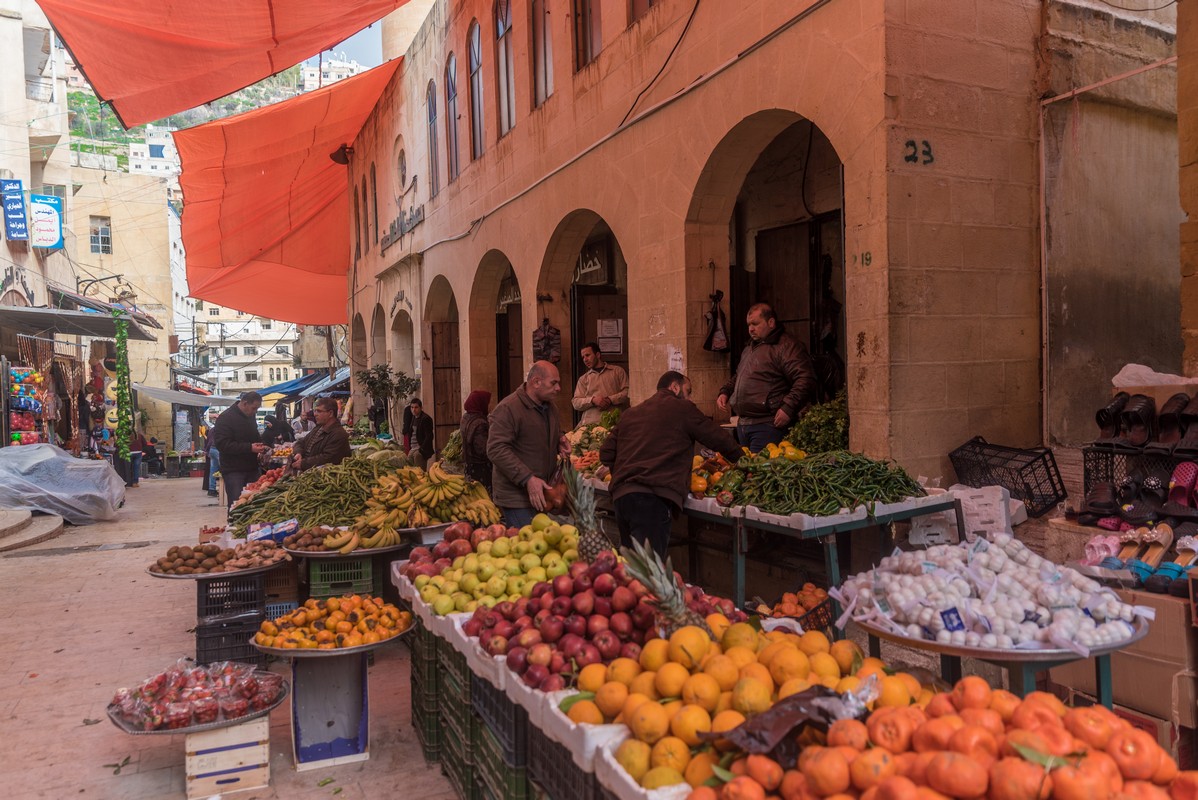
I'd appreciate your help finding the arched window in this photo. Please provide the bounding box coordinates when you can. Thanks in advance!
[360,179,369,251]
[394,135,407,192]
[468,20,485,160]
[370,163,379,243]
[531,0,553,107]
[496,2,515,136]
[353,192,361,260]
[269,368,275,382]
[427,81,440,197]
[445,54,461,182]
[573,0,601,70]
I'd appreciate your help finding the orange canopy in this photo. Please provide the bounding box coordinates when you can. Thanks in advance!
[176,61,400,326]
[40,0,410,127]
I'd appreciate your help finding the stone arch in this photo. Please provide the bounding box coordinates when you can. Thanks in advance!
[423,275,461,448]
[468,248,523,400]
[390,309,415,378]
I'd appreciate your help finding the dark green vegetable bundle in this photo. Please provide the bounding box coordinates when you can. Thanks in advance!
[785,389,849,454]
[734,451,924,517]
[228,457,387,536]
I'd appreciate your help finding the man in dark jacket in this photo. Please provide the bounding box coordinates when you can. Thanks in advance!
[487,361,568,527]
[290,397,352,473]
[408,398,435,469]
[601,371,743,557]
[717,302,817,453]
[213,391,267,510]
[460,389,492,490]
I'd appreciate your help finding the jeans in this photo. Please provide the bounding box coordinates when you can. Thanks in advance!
[126,452,143,486]
[208,448,220,491]
[614,492,674,559]
[223,468,261,512]
[502,507,536,529]
[738,422,786,453]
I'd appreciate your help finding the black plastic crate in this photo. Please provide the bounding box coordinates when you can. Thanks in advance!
[308,556,375,598]
[265,600,298,620]
[409,621,439,678]
[527,724,598,800]
[265,560,299,603]
[439,691,478,754]
[949,436,1066,517]
[196,572,266,622]
[443,722,482,800]
[472,673,528,766]
[411,666,441,762]
[439,638,471,699]
[1082,447,1184,497]
[477,721,531,800]
[195,612,265,667]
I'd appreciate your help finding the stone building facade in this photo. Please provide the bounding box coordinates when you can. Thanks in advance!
[348,0,1177,478]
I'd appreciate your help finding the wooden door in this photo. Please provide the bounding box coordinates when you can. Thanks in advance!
[429,321,461,451]
[496,304,523,399]
[754,223,812,350]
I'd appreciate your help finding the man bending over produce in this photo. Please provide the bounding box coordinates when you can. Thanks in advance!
[290,397,352,474]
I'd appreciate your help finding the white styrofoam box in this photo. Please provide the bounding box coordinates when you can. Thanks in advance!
[948,484,1013,539]
[446,613,475,658]
[907,488,959,546]
[681,496,738,517]
[1009,498,1028,526]
[743,503,868,531]
[391,561,417,602]
[185,717,270,799]
[593,732,691,800]
[460,630,506,690]
[540,692,627,770]
[868,490,954,519]
[425,609,466,639]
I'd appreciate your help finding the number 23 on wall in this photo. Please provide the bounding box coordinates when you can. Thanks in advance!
[903,139,934,165]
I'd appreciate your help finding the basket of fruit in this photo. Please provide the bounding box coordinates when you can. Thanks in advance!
[746,583,832,635]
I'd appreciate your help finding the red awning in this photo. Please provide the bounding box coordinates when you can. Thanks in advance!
[176,61,400,326]
[39,0,411,127]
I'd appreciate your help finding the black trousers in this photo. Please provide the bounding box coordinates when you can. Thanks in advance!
[223,468,261,512]
[614,493,673,559]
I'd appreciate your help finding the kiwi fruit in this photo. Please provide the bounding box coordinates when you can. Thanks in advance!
[215,552,230,564]
[201,558,217,569]
[172,558,185,568]
[179,546,194,559]
[167,546,180,558]
[185,558,200,568]
[202,544,220,557]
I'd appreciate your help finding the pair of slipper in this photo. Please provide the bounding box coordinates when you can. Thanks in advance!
[1092,524,1173,583]
[1093,393,1156,454]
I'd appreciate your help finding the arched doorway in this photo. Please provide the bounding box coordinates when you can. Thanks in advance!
[469,249,523,401]
[349,313,368,421]
[424,276,461,449]
[369,304,387,367]
[390,309,416,435]
[686,111,846,410]
[538,211,629,427]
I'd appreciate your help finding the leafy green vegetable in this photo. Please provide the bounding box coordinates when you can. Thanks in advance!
[785,389,849,454]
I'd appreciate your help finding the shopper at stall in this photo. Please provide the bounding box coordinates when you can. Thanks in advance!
[716,302,817,452]
[289,397,352,473]
[460,389,492,490]
[143,436,163,476]
[260,414,294,446]
[213,391,268,509]
[203,426,219,496]
[292,410,316,439]
[401,403,414,452]
[125,429,147,488]
[488,361,569,527]
[600,371,743,558]
[571,342,629,426]
[407,398,435,469]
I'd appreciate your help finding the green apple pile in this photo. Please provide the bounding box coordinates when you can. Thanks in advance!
[400,514,581,615]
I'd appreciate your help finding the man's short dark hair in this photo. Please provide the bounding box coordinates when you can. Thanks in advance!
[314,397,338,413]
[748,302,775,322]
[657,371,687,390]
[409,397,423,408]
[240,391,263,404]
[581,342,601,355]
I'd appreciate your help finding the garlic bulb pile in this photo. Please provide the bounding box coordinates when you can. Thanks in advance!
[839,532,1141,653]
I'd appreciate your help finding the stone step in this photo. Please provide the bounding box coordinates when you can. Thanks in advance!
[0,513,64,552]
[0,507,32,541]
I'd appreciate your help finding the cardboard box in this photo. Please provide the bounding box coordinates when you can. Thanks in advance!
[1049,590,1198,727]
[1057,686,1198,769]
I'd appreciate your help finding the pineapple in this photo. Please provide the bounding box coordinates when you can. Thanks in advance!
[564,464,613,562]
[620,537,712,638]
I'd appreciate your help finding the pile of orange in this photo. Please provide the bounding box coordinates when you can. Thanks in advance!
[685,675,1198,800]
[253,594,412,650]
[752,584,829,618]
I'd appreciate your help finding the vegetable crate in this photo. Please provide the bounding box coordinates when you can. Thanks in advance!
[264,561,299,604]
[307,556,375,599]
[477,720,531,800]
[527,722,600,800]
[185,716,270,799]
[948,436,1066,517]
[195,612,266,668]
[196,572,267,623]
[471,673,529,766]
[410,658,441,762]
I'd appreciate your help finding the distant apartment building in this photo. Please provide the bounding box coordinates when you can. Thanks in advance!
[301,55,364,91]
[199,306,298,396]
[129,125,180,177]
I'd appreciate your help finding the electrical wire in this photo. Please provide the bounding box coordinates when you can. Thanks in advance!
[619,0,701,128]
[1091,0,1175,10]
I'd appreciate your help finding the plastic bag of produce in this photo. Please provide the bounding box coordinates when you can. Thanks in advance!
[0,443,123,524]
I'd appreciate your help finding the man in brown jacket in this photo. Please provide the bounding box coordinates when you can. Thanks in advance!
[600,371,743,557]
[289,397,352,473]
[487,361,568,527]
[717,302,817,453]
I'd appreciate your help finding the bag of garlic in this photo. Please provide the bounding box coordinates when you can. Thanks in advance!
[833,531,1155,658]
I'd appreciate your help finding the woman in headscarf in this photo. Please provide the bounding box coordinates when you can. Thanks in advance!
[260,415,292,446]
[460,389,492,491]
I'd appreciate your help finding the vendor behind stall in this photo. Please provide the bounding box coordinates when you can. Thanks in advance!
[289,397,351,473]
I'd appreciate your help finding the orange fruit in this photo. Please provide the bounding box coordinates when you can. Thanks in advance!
[567,699,605,725]
[988,689,1021,723]
[594,682,629,720]
[801,747,852,797]
[711,709,746,751]
[578,663,608,693]
[1064,706,1117,751]
[629,671,661,700]
[779,769,812,800]
[721,623,759,652]
[895,672,923,701]
[960,708,1004,739]
[615,738,652,782]
[1078,751,1123,792]
[623,692,654,720]
[656,662,691,698]
[769,647,811,687]
[607,657,643,686]
[1010,701,1061,732]
[681,673,722,713]
[830,639,864,675]
[629,699,671,744]
[651,735,691,772]
[724,645,758,670]
[948,724,999,767]
[868,707,915,754]
[703,655,741,692]
[641,766,686,789]
[1152,747,1178,786]
[746,754,784,792]
[798,630,831,657]
[705,613,731,643]
[926,692,957,718]
[739,661,775,692]
[685,750,721,788]
[851,748,897,791]
[1001,728,1051,759]
[668,626,711,670]
[640,638,670,672]
[731,678,772,716]
[715,691,734,714]
[670,704,713,747]
[925,752,988,799]
[1122,781,1170,799]
[874,775,920,800]
[950,676,992,711]
[877,675,913,708]
[809,652,841,682]
[835,675,863,696]
[721,775,766,800]
[828,718,870,750]
[1107,728,1161,781]
[757,640,795,669]
[1169,772,1198,800]
[1050,765,1109,800]
[988,757,1050,800]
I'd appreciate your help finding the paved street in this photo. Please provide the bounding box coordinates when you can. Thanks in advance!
[0,476,454,800]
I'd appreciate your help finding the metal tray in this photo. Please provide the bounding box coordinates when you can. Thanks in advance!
[106,678,290,736]
[145,559,290,581]
[853,616,1150,663]
[250,626,411,658]
[282,541,409,559]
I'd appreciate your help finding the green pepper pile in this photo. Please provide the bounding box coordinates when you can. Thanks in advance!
[730,451,924,516]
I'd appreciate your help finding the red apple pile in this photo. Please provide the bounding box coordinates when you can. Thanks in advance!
[399,522,514,580]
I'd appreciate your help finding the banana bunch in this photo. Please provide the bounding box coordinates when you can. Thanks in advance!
[392,466,427,485]
[410,474,466,507]
[358,505,408,529]
[408,505,431,528]
[359,526,402,549]
[322,527,364,555]
[445,495,503,526]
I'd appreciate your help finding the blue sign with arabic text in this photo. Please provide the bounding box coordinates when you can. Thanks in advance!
[1,179,28,241]
[29,194,62,249]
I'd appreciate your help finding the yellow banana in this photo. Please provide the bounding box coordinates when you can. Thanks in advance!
[338,531,361,554]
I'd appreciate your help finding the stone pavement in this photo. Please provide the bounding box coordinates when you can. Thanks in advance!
[0,476,455,800]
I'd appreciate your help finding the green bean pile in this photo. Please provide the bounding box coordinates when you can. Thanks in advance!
[734,451,925,517]
[228,458,387,536]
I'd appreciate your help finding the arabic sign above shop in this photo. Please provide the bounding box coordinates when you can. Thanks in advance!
[1,180,28,241]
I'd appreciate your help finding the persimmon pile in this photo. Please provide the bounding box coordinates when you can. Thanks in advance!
[685,675,1198,800]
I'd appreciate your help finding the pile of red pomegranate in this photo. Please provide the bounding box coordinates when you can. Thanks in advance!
[462,551,745,692]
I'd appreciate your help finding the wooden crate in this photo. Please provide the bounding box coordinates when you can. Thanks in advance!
[185,717,270,798]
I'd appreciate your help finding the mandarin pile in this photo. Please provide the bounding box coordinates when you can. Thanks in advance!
[254,594,412,650]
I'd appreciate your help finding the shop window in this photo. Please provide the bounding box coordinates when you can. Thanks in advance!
[243,346,257,356]
[573,0,601,70]
[395,135,407,190]
[531,0,553,107]
[89,215,112,254]
[445,54,461,182]
[427,81,440,197]
[277,345,290,355]
[261,318,272,330]
[283,368,289,379]
[496,1,515,136]
[370,163,379,243]
[231,371,238,382]
[468,21,485,159]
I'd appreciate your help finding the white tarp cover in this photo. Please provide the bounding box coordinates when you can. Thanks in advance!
[0,444,124,524]
[132,383,237,406]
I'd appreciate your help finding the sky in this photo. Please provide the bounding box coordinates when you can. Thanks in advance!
[308,25,383,68]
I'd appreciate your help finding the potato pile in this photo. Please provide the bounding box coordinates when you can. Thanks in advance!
[149,541,289,576]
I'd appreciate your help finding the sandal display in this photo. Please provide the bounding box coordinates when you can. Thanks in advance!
[1125,523,1174,584]
[1144,534,1198,593]
[1093,394,1156,454]
[1144,392,1193,455]
[1119,474,1167,525]
[1095,391,1130,439]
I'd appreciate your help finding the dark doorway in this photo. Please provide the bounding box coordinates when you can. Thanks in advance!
[429,318,461,450]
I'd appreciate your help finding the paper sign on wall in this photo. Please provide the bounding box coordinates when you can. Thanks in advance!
[29,194,62,248]
[597,318,623,355]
